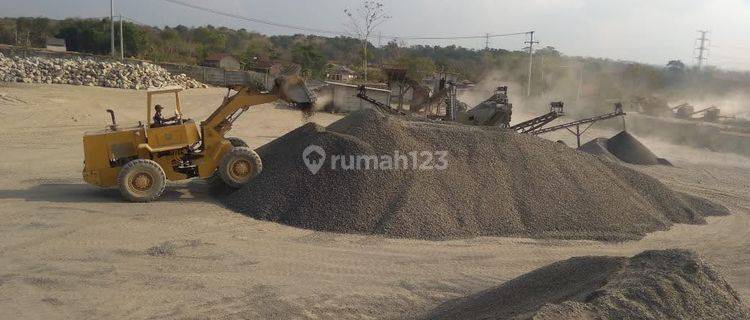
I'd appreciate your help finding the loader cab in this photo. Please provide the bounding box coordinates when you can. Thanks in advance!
[147,86,185,128]
[144,86,201,151]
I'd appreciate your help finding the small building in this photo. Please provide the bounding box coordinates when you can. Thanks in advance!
[247,60,300,76]
[318,81,391,113]
[202,53,241,70]
[45,37,67,52]
[326,65,357,82]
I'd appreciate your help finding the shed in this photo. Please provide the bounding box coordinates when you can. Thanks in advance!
[318,81,391,113]
[202,53,241,70]
[45,37,67,52]
[327,65,357,82]
[247,60,300,76]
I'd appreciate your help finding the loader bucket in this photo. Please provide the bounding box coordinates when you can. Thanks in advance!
[273,75,315,105]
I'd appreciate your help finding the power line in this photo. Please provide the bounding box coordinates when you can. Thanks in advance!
[121,15,147,26]
[159,0,531,41]
[161,0,344,35]
[382,31,530,41]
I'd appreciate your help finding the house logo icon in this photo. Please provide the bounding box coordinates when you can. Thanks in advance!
[302,145,326,175]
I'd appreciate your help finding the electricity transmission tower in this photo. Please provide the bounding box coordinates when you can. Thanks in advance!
[695,30,709,70]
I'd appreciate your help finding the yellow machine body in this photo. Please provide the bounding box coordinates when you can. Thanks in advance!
[82,77,313,190]
[82,121,202,187]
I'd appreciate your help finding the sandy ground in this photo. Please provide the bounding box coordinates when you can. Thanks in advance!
[1,82,749,319]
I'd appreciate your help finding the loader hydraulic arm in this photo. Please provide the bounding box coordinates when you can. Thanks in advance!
[197,75,315,174]
[201,75,314,141]
[201,86,279,142]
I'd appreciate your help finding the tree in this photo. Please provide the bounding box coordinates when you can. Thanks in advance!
[536,46,561,57]
[239,37,274,67]
[389,55,435,82]
[666,60,686,73]
[291,42,326,78]
[664,60,687,87]
[345,1,389,83]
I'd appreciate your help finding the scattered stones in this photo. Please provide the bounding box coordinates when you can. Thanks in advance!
[146,241,177,257]
[0,52,205,89]
[426,249,750,320]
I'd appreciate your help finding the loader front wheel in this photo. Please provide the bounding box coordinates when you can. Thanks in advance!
[219,147,262,188]
[117,159,167,202]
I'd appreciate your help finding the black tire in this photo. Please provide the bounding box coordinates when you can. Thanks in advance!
[226,137,248,148]
[204,137,249,189]
[117,159,167,202]
[218,147,263,188]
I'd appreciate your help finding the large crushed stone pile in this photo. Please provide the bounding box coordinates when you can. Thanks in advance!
[579,131,669,165]
[426,249,750,320]
[0,52,205,89]
[222,109,728,241]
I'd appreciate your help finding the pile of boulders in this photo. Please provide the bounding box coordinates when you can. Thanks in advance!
[0,52,206,89]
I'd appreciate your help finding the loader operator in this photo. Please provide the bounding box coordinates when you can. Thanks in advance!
[153,104,179,126]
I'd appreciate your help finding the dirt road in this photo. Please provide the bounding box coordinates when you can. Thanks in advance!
[1,83,749,319]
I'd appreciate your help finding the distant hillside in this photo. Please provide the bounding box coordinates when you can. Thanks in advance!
[2,17,749,106]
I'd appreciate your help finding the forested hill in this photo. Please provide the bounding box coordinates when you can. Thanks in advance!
[2,17,749,104]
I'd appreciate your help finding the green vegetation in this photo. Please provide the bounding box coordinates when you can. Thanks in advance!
[1,17,749,104]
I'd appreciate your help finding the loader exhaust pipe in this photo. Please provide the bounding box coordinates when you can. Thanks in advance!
[106,109,117,130]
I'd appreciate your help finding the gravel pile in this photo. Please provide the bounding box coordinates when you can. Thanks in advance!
[606,131,660,164]
[426,249,749,320]
[579,131,669,165]
[0,52,205,89]
[222,108,728,241]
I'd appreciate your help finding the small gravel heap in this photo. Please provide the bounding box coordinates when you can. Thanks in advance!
[426,249,750,320]
[223,108,728,241]
[579,131,670,165]
[0,52,205,89]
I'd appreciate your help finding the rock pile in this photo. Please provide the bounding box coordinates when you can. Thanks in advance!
[222,108,728,241]
[579,131,671,165]
[426,249,750,320]
[0,52,205,89]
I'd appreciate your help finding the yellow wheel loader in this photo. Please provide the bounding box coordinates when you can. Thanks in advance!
[81,76,314,202]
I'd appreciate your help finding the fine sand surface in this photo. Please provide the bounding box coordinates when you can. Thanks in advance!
[1,82,750,319]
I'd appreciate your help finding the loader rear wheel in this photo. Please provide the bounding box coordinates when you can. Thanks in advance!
[219,147,262,188]
[227,137,248,148]
[117,159,166,202]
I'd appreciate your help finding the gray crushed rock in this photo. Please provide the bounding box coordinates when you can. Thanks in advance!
[222,108,729,241]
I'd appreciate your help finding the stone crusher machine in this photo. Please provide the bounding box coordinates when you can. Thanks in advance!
[457,86,514,127]
[81,75,315,202]
[672,104,723,123]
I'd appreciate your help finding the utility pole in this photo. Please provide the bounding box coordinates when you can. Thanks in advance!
[540,55,545,95]
[695,30,709,70]
[110,0,115,58]
[524,31,539,97]
[576,64,583,101]
[485,33,490,50]
[119,14,124,60]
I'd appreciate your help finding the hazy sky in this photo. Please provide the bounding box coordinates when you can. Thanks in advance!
[3,0,750,70]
